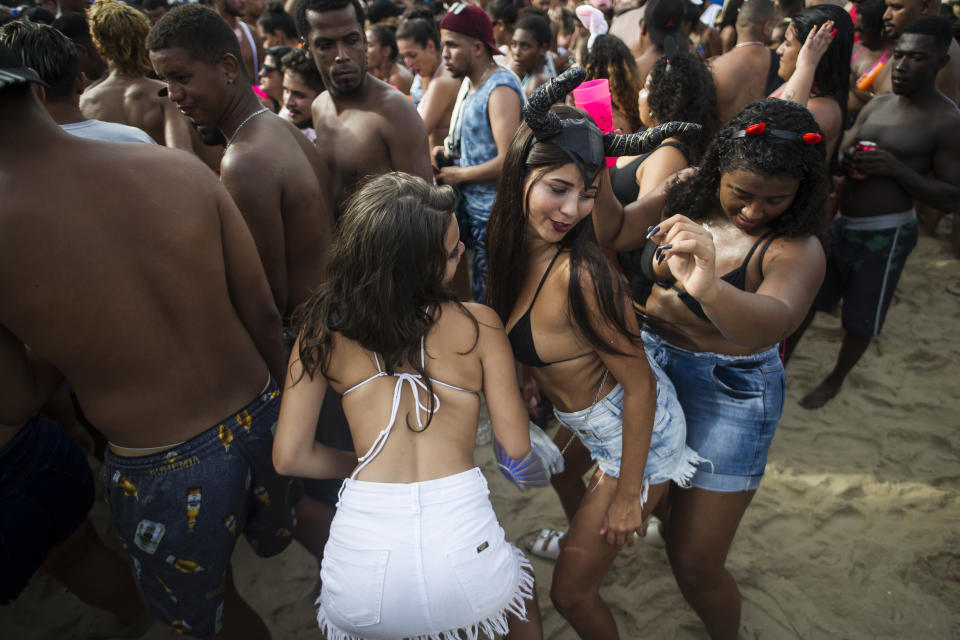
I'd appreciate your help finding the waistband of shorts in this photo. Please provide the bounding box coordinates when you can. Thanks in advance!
[103,377,279,471]
[642,330,780,364]
[553,383,623,421]
[837,209,916,230]
[339,467,486,506]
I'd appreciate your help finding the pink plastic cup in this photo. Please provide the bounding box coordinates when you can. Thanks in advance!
[572,78,616,168]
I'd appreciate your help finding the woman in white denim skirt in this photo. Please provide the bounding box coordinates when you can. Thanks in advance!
[273,172,542,640]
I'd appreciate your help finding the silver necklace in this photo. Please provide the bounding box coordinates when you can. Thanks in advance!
[734,40,766,49]
[228,107,269,146]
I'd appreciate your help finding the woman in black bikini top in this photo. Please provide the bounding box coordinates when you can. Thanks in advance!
[487,67,704,638]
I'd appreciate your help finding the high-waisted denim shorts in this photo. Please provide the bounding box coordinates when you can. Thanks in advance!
[552,354,704,502]
[642,331,786,492]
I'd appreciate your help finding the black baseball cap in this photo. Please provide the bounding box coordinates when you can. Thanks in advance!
[644,0,688,51]
[0,43,49,90]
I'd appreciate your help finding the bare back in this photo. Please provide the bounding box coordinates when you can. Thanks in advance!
[323,303,489,484]
[80,72,178,147]
[0,133,273,446]
[220,112,336,320]
[711,45,775,124]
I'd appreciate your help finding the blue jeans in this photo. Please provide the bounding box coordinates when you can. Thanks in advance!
[642,332,785,492]
[0,415,94,604]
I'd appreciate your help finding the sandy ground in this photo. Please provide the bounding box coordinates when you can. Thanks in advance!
[3,233,959,640]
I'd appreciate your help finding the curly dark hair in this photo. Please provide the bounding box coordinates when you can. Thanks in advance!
[146,4,245,77]
[664,99,828,237]
[293,172,476,431]
[645,52,718,164]
[582,34,643,133]
[295,0,366,40]
[487,105,643,358]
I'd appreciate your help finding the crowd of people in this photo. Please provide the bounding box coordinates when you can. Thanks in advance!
[1,0,958,638]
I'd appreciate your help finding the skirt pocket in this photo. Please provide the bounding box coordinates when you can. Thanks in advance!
[320,540,390,628]
[445,533,514,617]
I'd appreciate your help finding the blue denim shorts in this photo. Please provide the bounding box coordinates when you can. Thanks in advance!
[0,415,94,604]
[552,354,704,503]
[100,379,299,637]
[642,331,785,492]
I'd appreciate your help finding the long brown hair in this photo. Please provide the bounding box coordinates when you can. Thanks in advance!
[486,106,641,357]
[293,173,477,428]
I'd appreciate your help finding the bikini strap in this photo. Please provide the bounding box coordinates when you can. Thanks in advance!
[526,247,564,313]
[755,234,778,277]
[737,231,775,272]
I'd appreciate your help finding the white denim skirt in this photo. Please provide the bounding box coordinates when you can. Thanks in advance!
[317,467,534,640]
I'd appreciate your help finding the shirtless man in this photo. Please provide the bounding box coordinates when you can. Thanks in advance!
[148,3,336,325]
[792,16,960,408]
[0,44,294,639]
[300,0,433,204]
[876,0,960,244]
[214,0,263,82]
[635,0,688,88]
[710,0,781,125]
[80,0,193,150]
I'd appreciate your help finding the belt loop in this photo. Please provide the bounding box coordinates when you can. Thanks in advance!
[411,482,421,514]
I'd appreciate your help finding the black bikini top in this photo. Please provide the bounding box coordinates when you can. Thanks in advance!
[508,248,587,368]
[609,142,690,207]
[662,232,777,322]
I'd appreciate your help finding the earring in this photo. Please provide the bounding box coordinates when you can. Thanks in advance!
[227,77,235,85]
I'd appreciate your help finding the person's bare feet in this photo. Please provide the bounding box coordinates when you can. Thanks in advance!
[800,377,842,409]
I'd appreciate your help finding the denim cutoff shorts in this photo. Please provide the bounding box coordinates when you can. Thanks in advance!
[642,331,786,492]
[552,354,703,500]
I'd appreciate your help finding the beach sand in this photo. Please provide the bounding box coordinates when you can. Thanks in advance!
[3,234,959,640]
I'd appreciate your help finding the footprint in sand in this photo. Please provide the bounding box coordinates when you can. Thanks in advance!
[902,348,953,372]
[819,504,869,536]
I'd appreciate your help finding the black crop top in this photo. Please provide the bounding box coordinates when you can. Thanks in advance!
[609,142,690,207]
[507,249,587,368]
[661,232,777,322]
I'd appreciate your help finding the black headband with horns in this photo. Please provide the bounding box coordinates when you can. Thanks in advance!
[522,66,703,186]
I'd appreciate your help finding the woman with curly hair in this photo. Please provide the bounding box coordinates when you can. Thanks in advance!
[487,68,705,637]
[274,172,542,640]
[581,34,643,133]
[594,99,828,639]
[611,52,718,207]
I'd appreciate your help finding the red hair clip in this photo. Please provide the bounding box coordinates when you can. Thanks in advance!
[732,123,823,146]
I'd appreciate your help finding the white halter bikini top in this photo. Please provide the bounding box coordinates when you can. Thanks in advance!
[342,330,478,481]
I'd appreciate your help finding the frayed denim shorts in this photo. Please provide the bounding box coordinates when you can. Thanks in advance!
[642,331,786,492]
[552,354,705,503]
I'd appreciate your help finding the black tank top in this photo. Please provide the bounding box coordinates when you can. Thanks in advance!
[609,141,690,206]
